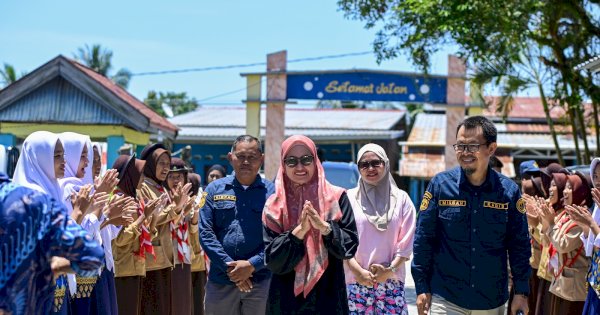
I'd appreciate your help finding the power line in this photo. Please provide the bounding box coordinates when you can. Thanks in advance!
[197,78,264,103]
[131,51,372,76]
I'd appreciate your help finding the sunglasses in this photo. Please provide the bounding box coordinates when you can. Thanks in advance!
[357,159,384,170]
[284,155,314,168]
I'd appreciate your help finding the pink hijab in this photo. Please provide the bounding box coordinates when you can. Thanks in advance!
[263,135,345,297]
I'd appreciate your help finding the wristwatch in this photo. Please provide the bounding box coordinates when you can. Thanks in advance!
[321,223,332,235]
[388,264,397,273]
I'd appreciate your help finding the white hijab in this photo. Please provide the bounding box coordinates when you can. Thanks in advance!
[58,132,93,212]
[92,142,104,177]
[13,131,63,201]
[354,143,400,231]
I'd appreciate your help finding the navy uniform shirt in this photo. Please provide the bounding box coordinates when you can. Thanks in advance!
[199,174,275,284]
[411,166,531,310]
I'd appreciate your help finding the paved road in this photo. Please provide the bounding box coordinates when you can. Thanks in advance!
[404,255,418,314]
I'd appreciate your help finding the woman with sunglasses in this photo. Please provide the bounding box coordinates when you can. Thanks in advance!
[263,135,359,314]
[344,144,415,315]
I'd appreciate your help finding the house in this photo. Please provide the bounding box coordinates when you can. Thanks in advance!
[0,55,178,167]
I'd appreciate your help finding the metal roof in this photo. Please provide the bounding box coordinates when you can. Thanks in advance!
[575,55,600,72]
[176,126,404,143]
[171,106,406,142]
[171,106,406,130]
[399,153,515,178]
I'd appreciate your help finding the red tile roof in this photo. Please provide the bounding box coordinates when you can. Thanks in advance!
[68,59,178,133]
[480,96,567,119]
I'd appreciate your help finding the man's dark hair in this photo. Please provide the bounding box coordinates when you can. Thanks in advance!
[456,116,497,144]
[231,135,262,153]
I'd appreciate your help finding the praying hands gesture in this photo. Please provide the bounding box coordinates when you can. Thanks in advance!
[292,200,331,240]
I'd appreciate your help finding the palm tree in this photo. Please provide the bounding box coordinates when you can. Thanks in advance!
[75,44,113,75]
[0,63,27,88]
[470,44,566,165]
[74,44,131,89]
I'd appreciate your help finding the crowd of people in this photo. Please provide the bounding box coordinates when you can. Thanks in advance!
[1,115,600,315]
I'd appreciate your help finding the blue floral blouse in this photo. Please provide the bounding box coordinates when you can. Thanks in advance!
[0,174,105,315]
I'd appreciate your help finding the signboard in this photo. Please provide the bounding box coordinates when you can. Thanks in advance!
[287,72,447,103]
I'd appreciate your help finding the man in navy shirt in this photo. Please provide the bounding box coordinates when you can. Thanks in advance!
[412,116,531,315]
[200,135,275,315]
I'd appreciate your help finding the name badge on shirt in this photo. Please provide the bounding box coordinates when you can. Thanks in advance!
[483,201,509,210]
[213,194,236,202]
[438,200,466,207]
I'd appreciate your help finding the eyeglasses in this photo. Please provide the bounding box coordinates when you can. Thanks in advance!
[357,159,384,170]
[284,155,314,168]
[452,143,488,153]
[234,153,260,162]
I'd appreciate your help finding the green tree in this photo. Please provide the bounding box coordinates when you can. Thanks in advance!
[471,44,566,165]
[74,44,132,89]
[338,0,600,163]
[144,91,200,118]
[0,63,27,88]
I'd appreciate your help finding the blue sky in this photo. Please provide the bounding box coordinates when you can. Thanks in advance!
[1,1,458,106]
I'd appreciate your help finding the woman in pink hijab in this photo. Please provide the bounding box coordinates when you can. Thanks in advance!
[263,135,359,314]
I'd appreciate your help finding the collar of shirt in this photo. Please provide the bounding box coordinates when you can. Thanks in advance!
[457,166,497,192]
[227,174,266,190]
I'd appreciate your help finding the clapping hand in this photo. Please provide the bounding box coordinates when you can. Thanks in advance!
[94,169,119,194]
[71,184,94,214]
[535,197,555,232]
[170,183,192,214]
[592,188,600,209]
[565,204,596,235]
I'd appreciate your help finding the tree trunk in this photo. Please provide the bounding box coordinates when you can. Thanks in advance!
[566,101,582,165]
[537,81,564,165]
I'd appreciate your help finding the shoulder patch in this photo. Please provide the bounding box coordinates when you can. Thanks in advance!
[420,191,432,211]
[483,201,509,210]
[214,194,236,202]
[198,192,208,208]
[438,200,467,207]
[516,198,526,214]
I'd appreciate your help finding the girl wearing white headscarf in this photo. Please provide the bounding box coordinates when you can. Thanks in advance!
[344,143,416,315]
[59,132,119,315]
[13,131,72,315]
[59,132,93,214]
[570,158,600,314]
[13,131,64,201]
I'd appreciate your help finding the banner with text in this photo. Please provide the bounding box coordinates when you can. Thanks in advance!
[287,72,447,103]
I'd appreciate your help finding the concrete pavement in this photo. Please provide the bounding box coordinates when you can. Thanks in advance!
[404,255,418,314]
